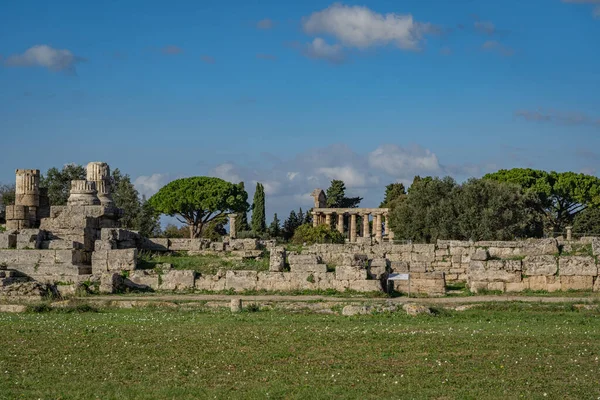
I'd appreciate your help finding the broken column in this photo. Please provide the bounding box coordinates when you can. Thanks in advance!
[229,213,237,239]
[67,180,100,206]
[86,162,113,206]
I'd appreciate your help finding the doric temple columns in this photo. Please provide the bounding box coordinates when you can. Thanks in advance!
[324,212,332,227]
[374,212,383,243]
[312,212,318,227]
[337,213,344,234]
[362,212,370,238]
[349,212,357,243]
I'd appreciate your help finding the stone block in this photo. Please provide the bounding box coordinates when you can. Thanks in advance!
[524,276,547,291]
[468,260,521,283]
[561,275,594,291]
[412,244,435,254]
[0,233,16,249]
[348,280,383,292]
[368,266,388,280]
[290,263,327,273]
[159,270,195,291]
[229,239,259,251]
[140,238,169,252]
[225,270,257,292]
[505,282,526,292]
[390,261,409,272]
[409,262,431,273]
[94,240,116,250]
[487,282,505,292]
[169,239,191,251]
[340,253,369,267]
[594,277,600,292]
[468,281,488,293]
[100,228,138,242]
[126,271,159,291]
[335,265,367,281]
[546,276,561,292]
[288,254,320,266]
[471,249,488,261]
[269,247,286,272]
[559,256,597,276]
[210,242,225,252]
[523,256,557,276]
[194,275,225,291]
[592,240,600,257]
[55,249,85,265]
[16,229,44,249]
[521,238,559,256]
[411,252,435,263]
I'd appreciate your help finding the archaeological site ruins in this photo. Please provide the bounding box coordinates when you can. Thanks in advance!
[1,162,600,299]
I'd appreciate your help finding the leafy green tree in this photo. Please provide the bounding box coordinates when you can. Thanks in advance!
[202,215,228,241]
[291,224,345,245]
[0,183,15,219]
[269,213,281,238]
[325,180,362,208]
[485,168,600,234]
[282,210,301,240]
[148,177,249,238]
[380,183,406,208]
[572,207,600,236]
[162,224,189,238]
[137,196,161,238]
[251,183,266,233]
[40,164,86,205]
[389,176,457,243]
[111,169,142,230]
[453,179,544,241]
[235,182,250,232]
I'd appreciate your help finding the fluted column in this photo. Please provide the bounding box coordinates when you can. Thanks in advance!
[337,213,344,234]
[15,169,40,207]
[325,212,332,227]
[375,213,383,243]
[312,212,318,227]
[350,213,357,243]
[87,162,113,206]
[362,213,370,238]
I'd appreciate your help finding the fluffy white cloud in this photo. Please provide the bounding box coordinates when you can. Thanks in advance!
[4,45,85,74]
[303,38,345,63]
[316,166,368,187]
[302,3,434,50]
[368,144,441,178]
[134,174,170,198]
[210,163,243,183]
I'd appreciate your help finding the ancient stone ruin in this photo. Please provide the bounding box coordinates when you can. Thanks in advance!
[1,164,599,299]
[310,188,393,243]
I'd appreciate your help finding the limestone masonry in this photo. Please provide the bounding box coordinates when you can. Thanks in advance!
[1,163,599,299]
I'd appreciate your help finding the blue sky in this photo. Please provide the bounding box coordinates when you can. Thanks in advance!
[1,0,599,220]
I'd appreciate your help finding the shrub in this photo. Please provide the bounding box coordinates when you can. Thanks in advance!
[291,224,345,245]
[237,230,269,240]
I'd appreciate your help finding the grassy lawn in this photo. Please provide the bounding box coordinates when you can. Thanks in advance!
[137,251,270,275]
[0,303,599,399]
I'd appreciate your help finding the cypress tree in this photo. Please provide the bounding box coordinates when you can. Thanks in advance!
[269,213,281,238]
[236,182,250,232]
[251,183,266,233]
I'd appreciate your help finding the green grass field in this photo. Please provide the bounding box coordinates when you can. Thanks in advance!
[0,303,599,399]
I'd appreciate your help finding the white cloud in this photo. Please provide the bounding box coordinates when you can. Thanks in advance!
[134,173,170,198]
[4,45,85,74]
[368,144,441,178]
[303,38,345,63]
[316,166,368,187]
[210,163,243,183]
[302,3,434,51]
